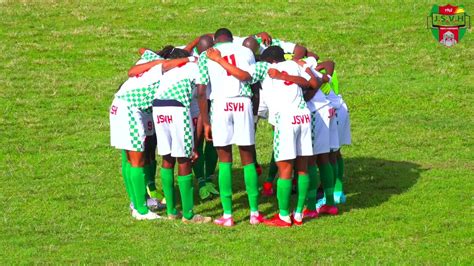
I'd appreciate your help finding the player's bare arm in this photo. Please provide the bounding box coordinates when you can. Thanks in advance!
[267,68,311,88]
[128,57,192,77]
[255,32,272,45]
[315,60,336,77]
[292,44,308,61]
[206,48,251,82]
[197,84,212,141]
[183,33,213,53]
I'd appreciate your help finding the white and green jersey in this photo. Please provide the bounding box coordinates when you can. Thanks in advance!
[250,60,308,115]
[115,50,164,110]
[233,36,296,55]
[155,62,200,109]
[197,42,255,100]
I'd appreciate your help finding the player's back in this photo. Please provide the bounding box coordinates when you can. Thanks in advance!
[207,42,255,99]
[261,60,306,113]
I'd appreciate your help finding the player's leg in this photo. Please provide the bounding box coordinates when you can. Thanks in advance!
[173,108,211,224]
[203,141,219,195]
[128,150,160,219]
[311,108,338,215]
[293,156,310,225]
[263,112,299,227]
[234,97,263,224]
[238,145,264,224]
[190,115,208,200]
[304,155,320,219]
[153,105,177,218]
[211,99,236,226]
[143,134,165,210]
[293,114,313,225]
[110,99,135,213]
[262,129,278,197]
[213,145,234,226]
[334,101,351,203]
[160,154,178,218]
[121,150,135,210]
[334,149,346,203]
[316,153,338,215]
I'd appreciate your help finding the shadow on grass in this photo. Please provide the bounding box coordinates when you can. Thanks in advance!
[193,156,423,222]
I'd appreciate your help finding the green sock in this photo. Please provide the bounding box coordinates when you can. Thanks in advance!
[178,174,194,220]
[121,151,134,203]
[266,152,278,183]
[218,162,233,215]
[335,157,344,193]
[193,141,205,185]
[277,178,292,216]
[296,174,310,213]
[129,166,148,215]
[331,162,338,186]
[204,141,218,180]
[243,163,259,212]
[160,167,177,215]
[305,165,320,211]
[318,163,335,206]
[144,160,157,193]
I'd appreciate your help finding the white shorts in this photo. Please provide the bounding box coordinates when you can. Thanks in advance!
[337,101,352,146]
[310,106,333,155]
[211,97,255,147]
[110,98,154,152]
[273,109,313,162]
[153,106,194,158]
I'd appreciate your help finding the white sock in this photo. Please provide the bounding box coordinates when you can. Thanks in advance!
[279,214,291,223]
[294,212,303,222]
[223,213,232,219]
[250,211,259,217]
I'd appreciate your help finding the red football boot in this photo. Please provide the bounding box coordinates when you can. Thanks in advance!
[317,205,339,215]
[303,209,319,220]
[263,214,292,227]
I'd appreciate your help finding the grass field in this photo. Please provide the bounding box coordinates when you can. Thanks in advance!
[1,0,473,264]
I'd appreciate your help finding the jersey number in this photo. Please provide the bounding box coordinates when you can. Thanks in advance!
[281,71,294,86]
[222,54,236,76]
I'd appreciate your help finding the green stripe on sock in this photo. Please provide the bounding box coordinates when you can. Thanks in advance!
[244,163,259,212]
[218,162,233,215]
[277,178,292,216]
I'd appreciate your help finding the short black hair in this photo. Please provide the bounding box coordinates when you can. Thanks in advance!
[260,46,285,63]
[168,48,190,59]
[214,28,233,40]
[158,45,190,59]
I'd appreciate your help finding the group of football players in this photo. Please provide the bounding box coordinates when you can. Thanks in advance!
[109,28,351,227]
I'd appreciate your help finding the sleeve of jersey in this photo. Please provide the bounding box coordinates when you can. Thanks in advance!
[299,65,312,81]
[272,38,297,54]
[250,62,269,84]
[141,50,163,63]
[197,52,210,85]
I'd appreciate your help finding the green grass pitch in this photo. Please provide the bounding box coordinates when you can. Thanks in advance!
[1,0,472,264]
